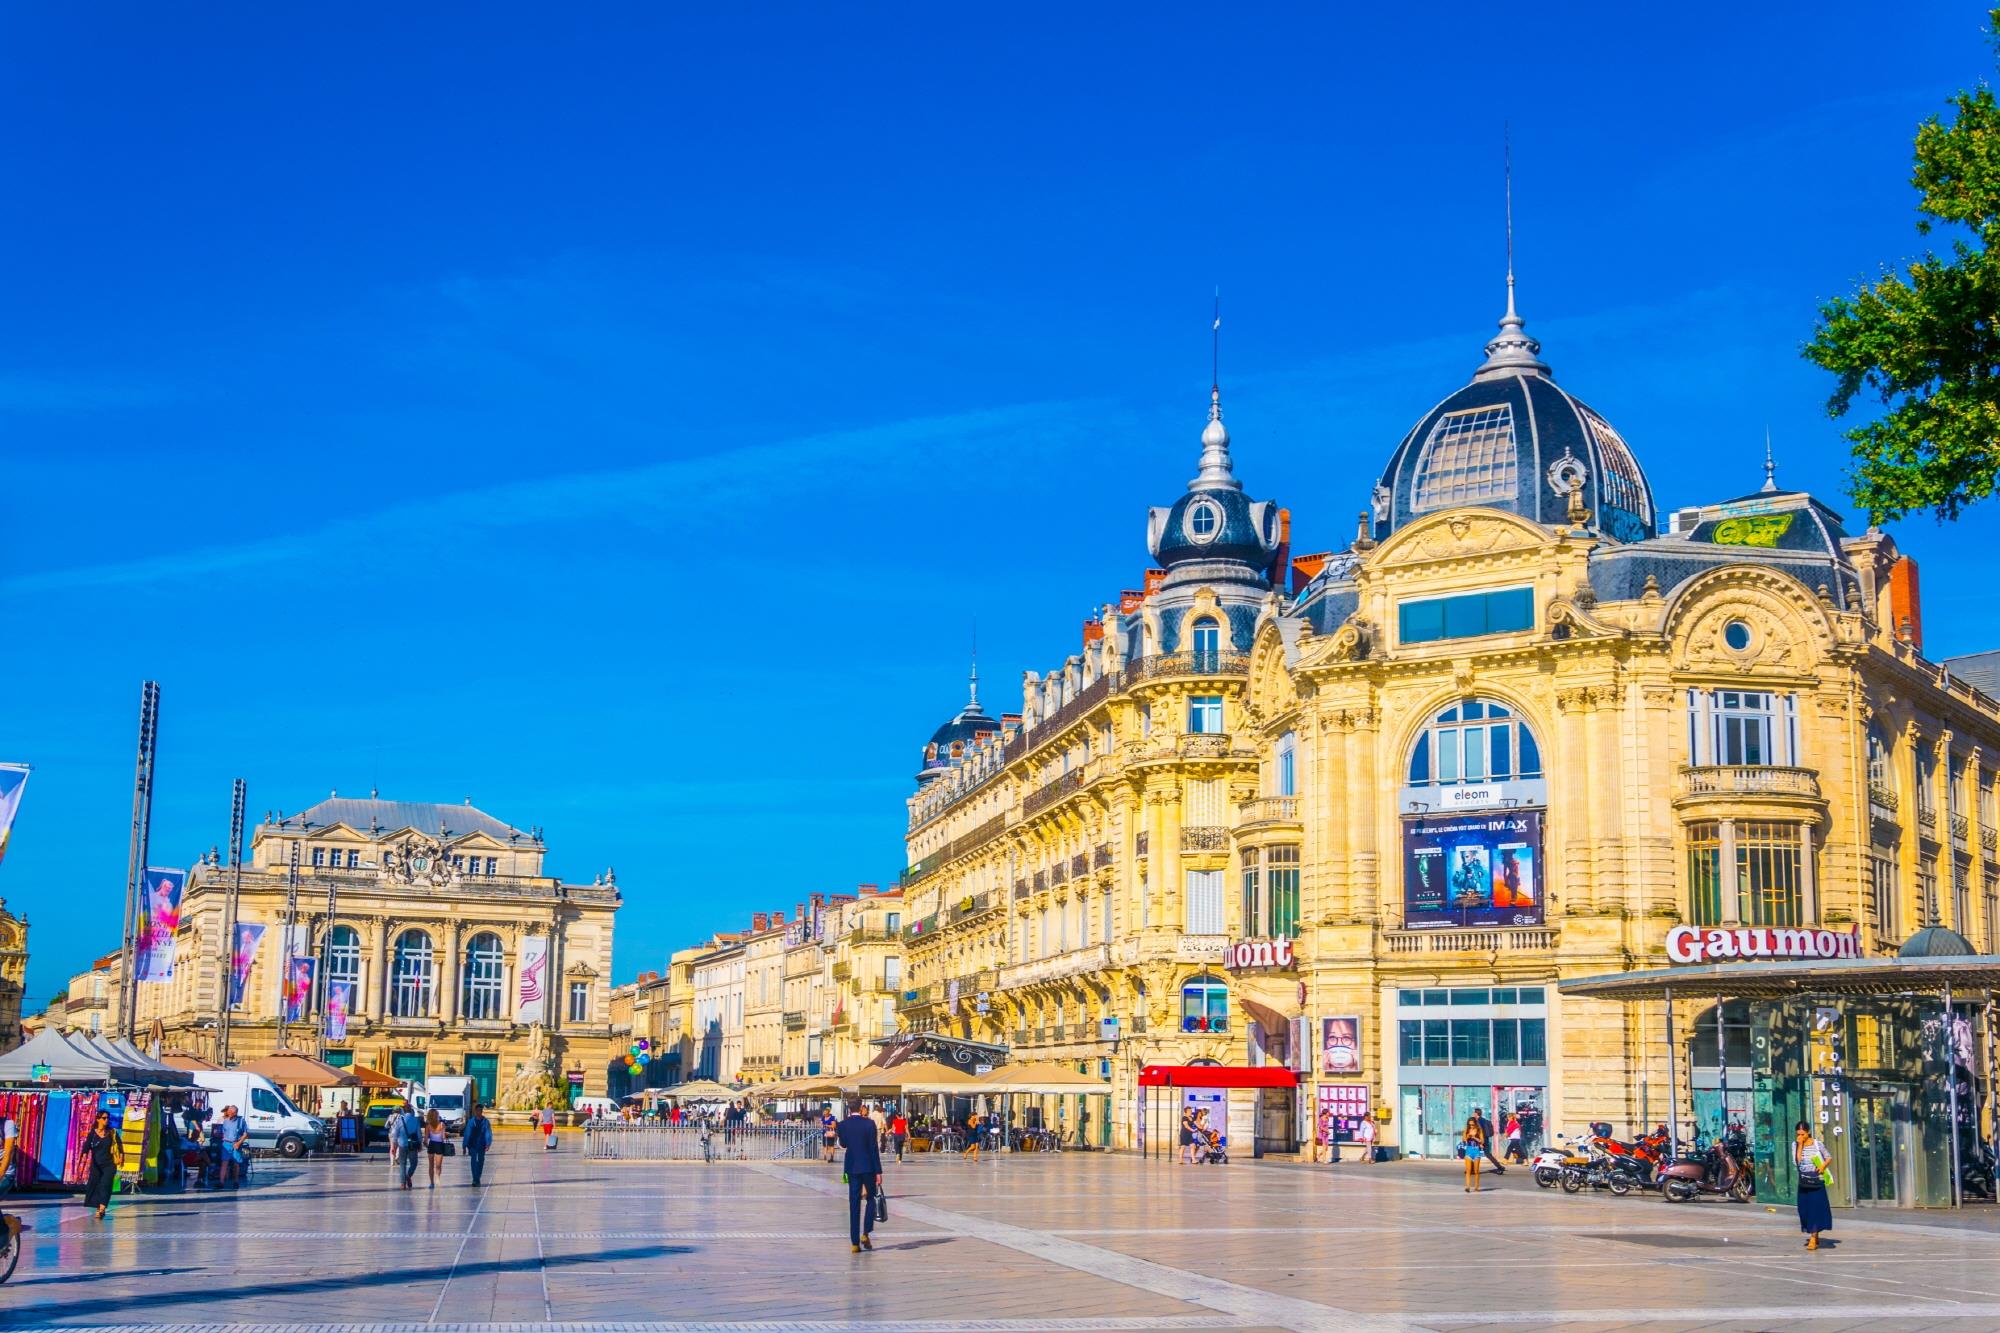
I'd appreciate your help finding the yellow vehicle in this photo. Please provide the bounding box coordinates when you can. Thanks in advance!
[360,1096,406,1148]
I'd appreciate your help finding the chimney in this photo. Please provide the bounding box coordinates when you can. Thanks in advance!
[858,882,879,896]
[1290,551,1331,596]
[1143,568,1167,597]
[1083,618,1104,646]
[1119,589,1145,613]
[752,912,769,932]
[771,910,785,926]
[1889,555,1923,651]
[1001,712,1021,726]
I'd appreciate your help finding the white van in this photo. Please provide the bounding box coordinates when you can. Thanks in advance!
[192,1071,327,1158]
[427,1075,475,1133]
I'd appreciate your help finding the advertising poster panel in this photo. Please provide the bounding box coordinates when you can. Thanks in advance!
[325,982,353,1042]
[228,923,264,1008]
[282,957,316,1023]
[517,935,549,1023]
[1322,1017,1362,1075]
[1182,1088,1227,1148]
[134,867,187,981]
[1402,809,1543,928]
[1316,1083,1371,1144]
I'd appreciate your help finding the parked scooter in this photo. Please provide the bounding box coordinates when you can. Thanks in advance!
[1660,1129,1752,1203]
[1959,1138,1995,1201]
[1560,1139,1644,1196]
[1531,1137,1587,1189]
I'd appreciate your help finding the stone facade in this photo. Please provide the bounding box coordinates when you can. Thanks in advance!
[0,898,27,1051]
[130,795,621,1105]
[897,291,2000,1155]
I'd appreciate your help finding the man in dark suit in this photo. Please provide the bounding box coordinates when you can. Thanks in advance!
[835,1100,883,1253]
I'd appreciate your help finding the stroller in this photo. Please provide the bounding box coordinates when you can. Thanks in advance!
[1192,1124,1229,1164]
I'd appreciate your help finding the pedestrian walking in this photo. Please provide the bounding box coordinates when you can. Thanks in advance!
[215,1104,249,1188]
[1502,1112,1522,1164]
[390,1101,422,1190]
[1179,1106,1198,1165]
[463,1103,492,1187]
[1473,1107,1506,1175]
[889,1110,908,1163]
[964,1111,982,1162]
[538,1105,557,1150]
[1794,1121,1834,1250]
[1353,1111,1378,1164]
[1460,1115,1486,1193]
[835,1099,883,1254]
[0,1110,19,1196]
[82,1110,123,1220]
[423,1109,448,1188]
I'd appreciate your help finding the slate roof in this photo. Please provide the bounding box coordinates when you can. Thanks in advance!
[267,797,527,841]
[1944,650,2000,698]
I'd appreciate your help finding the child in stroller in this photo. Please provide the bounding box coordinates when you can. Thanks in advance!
[1191,1111,1228,1164]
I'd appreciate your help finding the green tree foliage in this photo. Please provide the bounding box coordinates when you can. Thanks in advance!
[1806,11,2000,522]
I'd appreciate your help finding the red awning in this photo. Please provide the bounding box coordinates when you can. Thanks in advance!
[1137,1064,1297,1089]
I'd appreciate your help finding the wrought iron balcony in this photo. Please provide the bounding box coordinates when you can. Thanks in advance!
[1126,650,1249,684]
[1951,813,1970,848]
[1135,831,1150,857]
[1051,862,1068,885]
[1070,853,1088,877]
[1983,826,1997,855]
[1181,825,1229,852]
[1014,877,1030,900]
[1024,767,1089,818]
[1868,783,1899,821]
[1093,843,1112,869]
[830,959,852,981]
[1919,806,1939,837]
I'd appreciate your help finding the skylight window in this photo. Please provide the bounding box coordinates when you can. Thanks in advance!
[1579,406,1651,523]
[1412,405,1518,511]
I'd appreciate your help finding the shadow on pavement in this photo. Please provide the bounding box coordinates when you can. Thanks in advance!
[25,1244,687,1322]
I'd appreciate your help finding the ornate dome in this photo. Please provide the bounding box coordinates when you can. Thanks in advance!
[1372,292,1657,545]
[1898,925,1976,958]
[1146,387,1282,582]
[917,666,999,784]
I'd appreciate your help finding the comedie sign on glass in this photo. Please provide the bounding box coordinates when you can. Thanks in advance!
[1402,810,1543,928]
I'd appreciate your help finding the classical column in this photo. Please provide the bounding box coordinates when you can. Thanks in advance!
[372,917,391,1019]
[441,920,462,1024]
[1718,819,1740,925]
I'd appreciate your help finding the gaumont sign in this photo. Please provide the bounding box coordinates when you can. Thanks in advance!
[1226,938,1296,971]
[1665,924,1862,965]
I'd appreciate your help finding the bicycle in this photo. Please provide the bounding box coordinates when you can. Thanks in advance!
[0,1211,23,1284]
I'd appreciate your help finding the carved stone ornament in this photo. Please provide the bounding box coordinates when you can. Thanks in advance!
[1327,616,1371,662]
[382,834,464,890]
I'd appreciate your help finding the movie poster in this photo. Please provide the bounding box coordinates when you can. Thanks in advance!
[134,867,186,981]
[516,934,549,1023]
[282,956,316,1023]
[1322,1017,1362,1075]
[1401,810,1544,929]
[228,923,264,1008]
[324,982,352,1042]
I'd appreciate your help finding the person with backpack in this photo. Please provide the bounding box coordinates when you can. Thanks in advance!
[389,1101,423,1190]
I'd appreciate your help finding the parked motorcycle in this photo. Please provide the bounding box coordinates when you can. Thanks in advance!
[1560,1140,1643,1196]
[1532,1137,1590,1189]
[1588,1127,1670,1189]
[1660,1130,1752,1203]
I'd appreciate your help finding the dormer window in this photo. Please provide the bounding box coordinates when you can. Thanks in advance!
[1184,499,1223,543]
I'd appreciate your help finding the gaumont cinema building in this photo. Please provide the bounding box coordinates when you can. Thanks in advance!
[898,274,2000,1190]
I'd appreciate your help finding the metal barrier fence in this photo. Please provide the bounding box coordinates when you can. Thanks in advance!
[583,1122,823,1162]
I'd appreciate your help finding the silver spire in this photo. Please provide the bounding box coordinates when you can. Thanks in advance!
[1473,131,1551,383]
[1761,428,1778,493]
[968,627,981,708]
[1192,294,1242,491]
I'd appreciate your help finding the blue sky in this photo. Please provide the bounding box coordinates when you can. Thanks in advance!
[5,4,2000,1003]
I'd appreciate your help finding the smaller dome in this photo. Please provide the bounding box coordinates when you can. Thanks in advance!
[1899,925,1977,958]
[1146,386,1281,580]
[917,664,1000,784]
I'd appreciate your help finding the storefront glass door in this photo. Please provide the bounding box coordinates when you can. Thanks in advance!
[1851,1085,1906,1206]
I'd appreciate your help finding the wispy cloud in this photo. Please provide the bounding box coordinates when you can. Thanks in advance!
[0,399,1098,596]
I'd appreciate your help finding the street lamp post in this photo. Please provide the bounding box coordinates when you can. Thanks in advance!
[217,780,245,1064]
[277,840,300,1051]
[117,681,161,1042]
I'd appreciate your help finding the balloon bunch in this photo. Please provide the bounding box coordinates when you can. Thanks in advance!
[623,1038,652,1073]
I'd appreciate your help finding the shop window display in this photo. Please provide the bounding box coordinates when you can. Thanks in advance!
[1181,975,1229,1033]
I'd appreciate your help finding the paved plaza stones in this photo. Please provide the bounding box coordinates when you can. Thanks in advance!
[9,1136,2000,1331]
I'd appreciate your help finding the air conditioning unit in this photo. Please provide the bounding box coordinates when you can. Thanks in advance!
[1668,507,1703,535]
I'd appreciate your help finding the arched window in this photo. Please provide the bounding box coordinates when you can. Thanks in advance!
[1407,697,1543,786]
[323,925,361,1006]
[1190,617,1221,670]
[461,932,505,1021]
[1180,974,1229,1033]
[389,929,434,1018]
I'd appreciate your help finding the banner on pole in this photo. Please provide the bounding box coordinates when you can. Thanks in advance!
[229,923,264,1008]
[324,982,352,1042]
[0,763,29,869]
[516,934,549,1023]
[134,867,186,981]
[282,956,316,1024]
